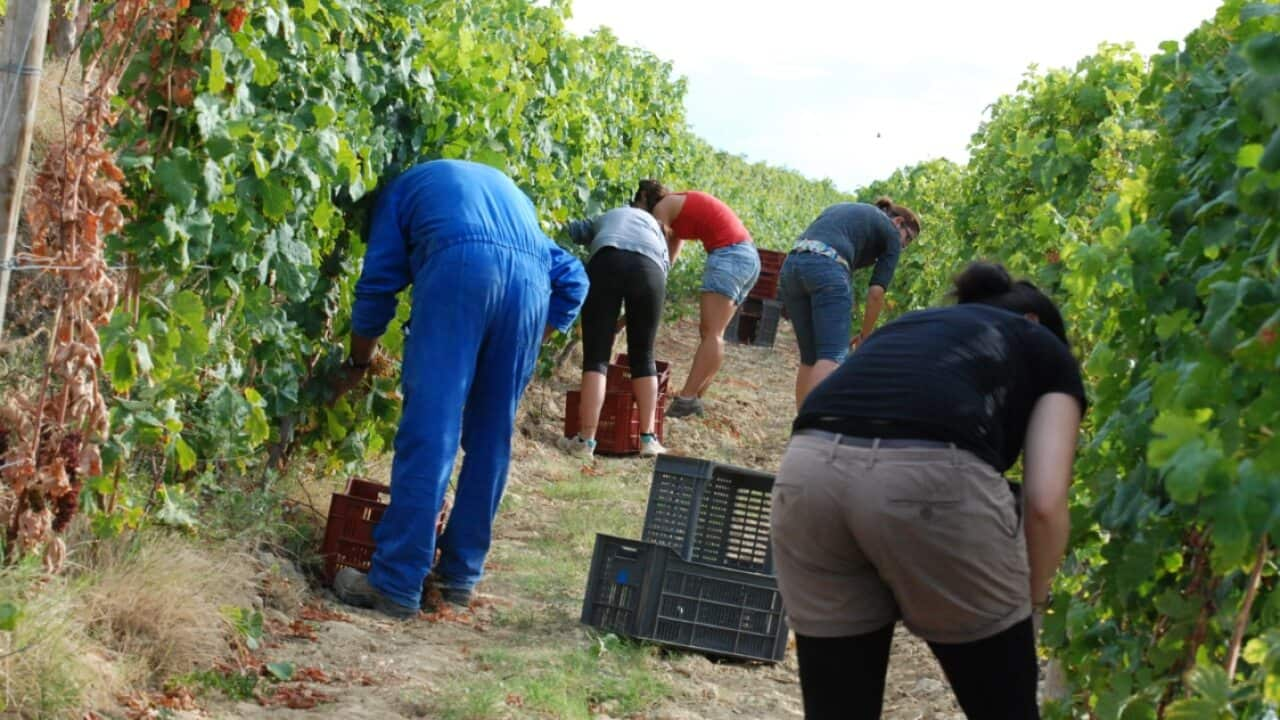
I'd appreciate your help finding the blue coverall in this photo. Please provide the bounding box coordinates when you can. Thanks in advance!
[350,160,588,608]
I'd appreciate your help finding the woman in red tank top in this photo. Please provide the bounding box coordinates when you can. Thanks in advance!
[633,180,761,418]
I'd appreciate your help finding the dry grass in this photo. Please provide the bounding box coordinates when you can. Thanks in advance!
[0,560,121,719]
[1,527,259,717]
[77,533,257,683]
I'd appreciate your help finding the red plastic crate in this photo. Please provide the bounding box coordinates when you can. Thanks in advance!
[607,354,672,395]
[725,298,783,347]
[748,270,779,300]
[565,389,667,455]
[320,478,449,586]
[320,479,390,585]
[757,248,787,275]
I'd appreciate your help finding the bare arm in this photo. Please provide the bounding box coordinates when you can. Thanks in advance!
[668,237,685,265]
[1022,392,1082,606]
[853,285,887,347]
[648,195,686,264]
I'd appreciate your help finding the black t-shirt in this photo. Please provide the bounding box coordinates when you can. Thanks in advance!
[793,304,1087,472]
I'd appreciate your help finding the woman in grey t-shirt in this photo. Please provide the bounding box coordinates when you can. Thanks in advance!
[557,206,673,459]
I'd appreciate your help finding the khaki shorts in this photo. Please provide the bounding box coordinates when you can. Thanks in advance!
[770,432,1030,644]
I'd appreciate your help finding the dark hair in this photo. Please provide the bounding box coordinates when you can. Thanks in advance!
[875,196,921,239]
[633,179,669,212]
[952,261,1069,346]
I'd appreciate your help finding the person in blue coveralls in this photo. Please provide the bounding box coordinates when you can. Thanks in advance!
[330,160,589,619]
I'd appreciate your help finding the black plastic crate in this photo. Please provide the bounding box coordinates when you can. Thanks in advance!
[651,555,788,663]
[581,534,662,638]
[581,534,788,663]
[724,298,783,347]
[642,455,776,575]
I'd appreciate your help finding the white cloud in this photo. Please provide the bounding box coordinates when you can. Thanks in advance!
[565,0,1223,189]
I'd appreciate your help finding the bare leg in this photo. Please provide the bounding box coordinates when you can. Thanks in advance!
[632,375,659,435]
[678,292,738,399]
[577,371,607,440]
[794,359,840,410]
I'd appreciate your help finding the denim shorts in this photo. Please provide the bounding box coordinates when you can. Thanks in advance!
[701,241,762,305]
[779,251,853,364]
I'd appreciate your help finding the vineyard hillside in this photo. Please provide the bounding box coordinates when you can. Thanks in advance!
[0,0,1278,718]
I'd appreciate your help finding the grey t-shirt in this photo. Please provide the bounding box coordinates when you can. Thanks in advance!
[798,202,901,289]
[566,207,670,275]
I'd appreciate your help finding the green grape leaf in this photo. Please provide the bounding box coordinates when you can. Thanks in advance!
[1243,33,1280,76]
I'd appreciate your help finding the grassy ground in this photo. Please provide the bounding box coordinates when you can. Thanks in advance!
[1,316,965,719]
[184,316,963,720]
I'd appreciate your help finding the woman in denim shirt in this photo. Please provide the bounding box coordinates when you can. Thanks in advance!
[780,198,920,409]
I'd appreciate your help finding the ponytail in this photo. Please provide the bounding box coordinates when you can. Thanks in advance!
[633,179,669,212]
[875,196,921,239]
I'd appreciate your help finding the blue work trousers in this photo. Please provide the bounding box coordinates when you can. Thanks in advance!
[367,240,549,608]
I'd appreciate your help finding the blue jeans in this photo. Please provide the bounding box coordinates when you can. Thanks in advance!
[701,241,761,305]
[366,240,549,607]
[779,252,853,365]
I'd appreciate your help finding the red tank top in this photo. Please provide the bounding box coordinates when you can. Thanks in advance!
[669,191,750,252]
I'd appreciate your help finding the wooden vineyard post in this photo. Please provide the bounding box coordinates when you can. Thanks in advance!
[0,0,52,340]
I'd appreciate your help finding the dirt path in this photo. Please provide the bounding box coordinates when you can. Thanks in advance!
[207,318,963,720]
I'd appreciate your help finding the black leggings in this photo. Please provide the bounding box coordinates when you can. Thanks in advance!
[794,619,1040,719]
[580,247,666,377]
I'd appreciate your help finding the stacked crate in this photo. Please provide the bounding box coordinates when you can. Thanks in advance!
[581,455,788,663]
[724,298,784,348]
[748,248,787,301]
[722,248,788,348]
[563,354,670,455]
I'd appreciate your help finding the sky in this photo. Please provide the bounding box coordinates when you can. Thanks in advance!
[564,0,1225,192]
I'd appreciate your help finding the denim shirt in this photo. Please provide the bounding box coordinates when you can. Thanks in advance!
[797,203,901,290]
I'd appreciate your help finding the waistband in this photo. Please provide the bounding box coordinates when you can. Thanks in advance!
[414,232,550,271]
[707,237,755,253]
[791,239,850,271]
[793,428,954,450]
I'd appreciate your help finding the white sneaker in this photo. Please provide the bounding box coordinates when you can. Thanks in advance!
[639,435,667,457]
[557,434,596,459]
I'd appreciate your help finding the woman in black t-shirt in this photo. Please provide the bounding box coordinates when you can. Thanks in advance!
[770,262,1086,720]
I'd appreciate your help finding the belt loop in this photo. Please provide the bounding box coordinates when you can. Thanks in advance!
[870,437,881,468]
[950,442,959,467]
[828,433,842,463]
